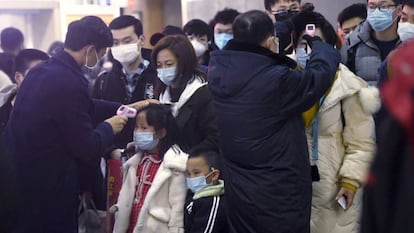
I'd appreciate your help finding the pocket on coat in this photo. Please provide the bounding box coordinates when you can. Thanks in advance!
[148,207,170,223]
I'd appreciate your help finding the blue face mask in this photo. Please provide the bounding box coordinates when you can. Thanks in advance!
[186,171,213,193]
[295,48,309,68]
[157,67,176,86]
[214,33,233,50]
[367,8,395,32]
[134,132,159,151]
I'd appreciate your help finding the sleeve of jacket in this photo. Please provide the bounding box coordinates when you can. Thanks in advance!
[279,41,340,116]
[339,93,376,188]
[167,161,187,233]
[54,84,114,162]
[189,87,219,154]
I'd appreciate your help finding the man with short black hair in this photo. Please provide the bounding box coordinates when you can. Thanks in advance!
[4,16,132,233]
[337,3,367,40]
[93,15,158,150]
[210,8,240,50]
[341,0,402,86]
[208,10,340,233]
[0,27,24,55]
[264,0,302,22]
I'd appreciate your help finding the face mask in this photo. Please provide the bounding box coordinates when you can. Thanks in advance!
[398,22,414,42]
[274,10,299,22]
[367,9,395,32]
[111,43,140,64]
[190,39,207,57]
[157,67,176,86]
[295,48,310,68]
[134,132,159,151]
[214,33,233,50]
[84,48,99,70]
[186,171,213,193]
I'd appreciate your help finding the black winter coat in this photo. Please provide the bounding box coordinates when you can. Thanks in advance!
[4,51,120,233]
[208,39,340,233]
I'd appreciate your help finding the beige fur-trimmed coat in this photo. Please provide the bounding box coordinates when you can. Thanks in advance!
[307,64,378,233]
[111,145,188,233]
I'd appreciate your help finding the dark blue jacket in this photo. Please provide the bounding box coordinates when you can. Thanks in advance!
[5,51,120,233]
[208,39,340,233]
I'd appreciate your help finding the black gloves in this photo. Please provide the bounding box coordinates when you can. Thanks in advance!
[302,34,322,49]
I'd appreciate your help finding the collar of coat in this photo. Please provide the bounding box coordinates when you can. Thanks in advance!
[224,39,297,69]
[193,179,224,200]
[123,145,188,173]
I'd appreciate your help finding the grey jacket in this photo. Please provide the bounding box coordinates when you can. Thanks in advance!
[340,20,383,86]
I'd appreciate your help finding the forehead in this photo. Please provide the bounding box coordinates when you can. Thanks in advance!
[368,0,394,4]
[187,156,209,169]
[136,111,148,124]
[111,25,137,39]
[214,23,232,31]
[156,49,176,62]
[271,0,299,8]
[402,5,414,14]
[342,17,364,29]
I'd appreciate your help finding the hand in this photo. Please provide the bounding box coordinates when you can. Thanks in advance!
[110,149,122,160]
[302,34,322,49]
[335,187,356,210]
[105,115,128,134]
[128,99,160,111]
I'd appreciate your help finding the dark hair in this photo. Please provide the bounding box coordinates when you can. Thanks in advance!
[183,19,212,41]
[189,150,222,171]
[64,16,113,51]
[48,41,64,56]
[0,52,15,81]
[291,9,338,48]
[151,35,206,99]
[150,25,185,46]
[403,0,414,7]
[0,27,24,53]
[137,104,178,156]
[109,15,143,37]
[212,8,240,26]
[15,49,49,74]
[337,3,367,27]
[233,10,275,45]
[264,0,302,11]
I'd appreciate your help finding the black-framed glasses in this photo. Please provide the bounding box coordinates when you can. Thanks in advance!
[367,3,397,12]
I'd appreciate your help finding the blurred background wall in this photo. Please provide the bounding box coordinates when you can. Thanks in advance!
[0,0,366,52]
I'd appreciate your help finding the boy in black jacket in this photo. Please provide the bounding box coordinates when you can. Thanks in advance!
[184,151,227,233]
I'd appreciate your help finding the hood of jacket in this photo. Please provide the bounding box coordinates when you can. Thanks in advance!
[208,39,297,98]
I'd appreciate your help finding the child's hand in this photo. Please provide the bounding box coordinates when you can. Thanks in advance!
[105,115,128,134]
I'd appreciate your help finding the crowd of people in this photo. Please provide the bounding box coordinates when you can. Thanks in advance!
[1,0,414,233]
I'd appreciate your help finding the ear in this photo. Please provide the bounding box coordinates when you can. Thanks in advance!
[210,169,220,183]
[139,35,145,46]
[15,72,24,87]
[155,128,166,140]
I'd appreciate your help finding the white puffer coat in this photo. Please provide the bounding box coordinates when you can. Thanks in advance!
[307,64,377,233]
[112,145,188,233]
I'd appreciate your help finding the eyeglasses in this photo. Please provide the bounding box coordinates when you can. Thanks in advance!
[367,3,397,12]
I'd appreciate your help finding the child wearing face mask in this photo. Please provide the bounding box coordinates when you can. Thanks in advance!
[110,103,188,233]
[184,150,227,233]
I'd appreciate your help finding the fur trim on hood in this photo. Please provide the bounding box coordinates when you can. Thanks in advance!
[359,86,381,114]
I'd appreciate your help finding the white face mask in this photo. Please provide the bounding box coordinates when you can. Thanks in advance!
[398,22,414,43]
[84,48,99,70]
[111,43,140,64]
[190,39,207,57]
[157,67,176,86]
